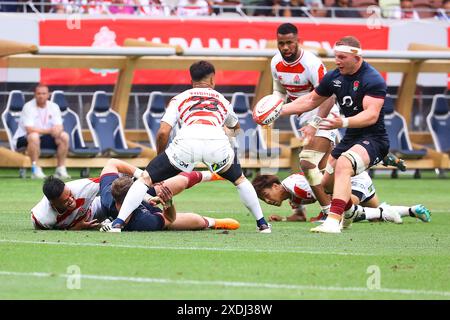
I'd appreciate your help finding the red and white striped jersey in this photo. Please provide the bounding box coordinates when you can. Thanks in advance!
[31,178,100,230]
[281,171,375,209]
[281,173,315,210]
[271,49,326,102]
[161,87,238,129]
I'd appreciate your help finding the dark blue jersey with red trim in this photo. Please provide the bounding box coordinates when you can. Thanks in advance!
[315,61,388,138]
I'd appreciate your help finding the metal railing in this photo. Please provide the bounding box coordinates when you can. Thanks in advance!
[0,2,448,22]
[0,90,255,130]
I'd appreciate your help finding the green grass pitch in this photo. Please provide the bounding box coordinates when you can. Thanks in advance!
[0,168,449,300]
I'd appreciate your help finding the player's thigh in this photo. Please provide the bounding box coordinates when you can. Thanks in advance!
[146,151,182,184]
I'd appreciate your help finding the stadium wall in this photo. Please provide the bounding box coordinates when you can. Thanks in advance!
[0,15,448,87]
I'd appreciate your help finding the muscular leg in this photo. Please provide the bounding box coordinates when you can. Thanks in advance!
[219,161,269,231]
[312,144,371,233]
[26,132,40,163]
[321,157,336,195]
[54,131,69,167]
[167,212,208,230]
[300,136,332,214]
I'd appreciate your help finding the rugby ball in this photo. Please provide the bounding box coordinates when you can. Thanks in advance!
[252,95,284,126]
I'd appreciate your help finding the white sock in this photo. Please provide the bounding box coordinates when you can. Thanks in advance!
[390,206,411,217]
[117,180,149,222]
[344,204,360,219]
[236,179,264,221]
[201,171,213,182]
[204,217,215,228]
[320,204,330,215]
[364,207,383,220]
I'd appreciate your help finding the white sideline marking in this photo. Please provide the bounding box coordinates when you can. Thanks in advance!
[0,270,449,297]
[0,239,373,256]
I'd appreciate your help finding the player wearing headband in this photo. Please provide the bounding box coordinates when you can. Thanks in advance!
[281,36,390,233]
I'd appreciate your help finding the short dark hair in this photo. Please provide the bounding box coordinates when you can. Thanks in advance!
[336,36,361,49]
[277,23,298,36]
[252,175,281,200]
[111,176,133,205]
[189,60,215,82]
[35,83,49,92]
[43,176,65,201]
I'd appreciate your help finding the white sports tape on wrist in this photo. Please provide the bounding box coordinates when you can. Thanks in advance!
[342,117,349,128]
[308,115,322,129]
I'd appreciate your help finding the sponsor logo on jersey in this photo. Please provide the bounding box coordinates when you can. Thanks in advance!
[353,81,359,91]
[333,79,342,87]
[363,140,370,145]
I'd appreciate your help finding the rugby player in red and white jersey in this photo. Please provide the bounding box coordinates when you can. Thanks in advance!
[31,176,102,230]
[271,23,339,220]
[252,172,431,226]
[30,159,144,230]
[31,158,239,231]
[104,61,272,233]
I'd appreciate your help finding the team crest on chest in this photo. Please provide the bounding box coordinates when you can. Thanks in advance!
[353,81,360,91]
[293,75,301,84]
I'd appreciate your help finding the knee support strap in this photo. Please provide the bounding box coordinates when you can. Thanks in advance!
[299,149,325,186]
[341,150,367,175]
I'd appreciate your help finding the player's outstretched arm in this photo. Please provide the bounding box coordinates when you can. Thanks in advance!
[280,90,328,117]
[100,158,142,178]
[320,96,383,130]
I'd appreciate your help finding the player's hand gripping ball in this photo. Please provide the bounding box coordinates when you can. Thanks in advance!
[252,94,284,126]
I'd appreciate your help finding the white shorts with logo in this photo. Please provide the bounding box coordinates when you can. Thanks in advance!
[165,125,235,173]
[350,171,376,203]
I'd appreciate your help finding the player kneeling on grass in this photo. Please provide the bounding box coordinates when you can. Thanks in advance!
[252,171,431,227]
[31,158,239,231]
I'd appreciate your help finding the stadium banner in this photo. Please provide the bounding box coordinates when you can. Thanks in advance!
[39,19,389,86]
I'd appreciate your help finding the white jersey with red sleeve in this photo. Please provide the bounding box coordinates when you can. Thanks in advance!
[271,50,326,102]
[30,178,100,230]
[281,173,316,211]
[161,87,238,133]
[271,50,340,139]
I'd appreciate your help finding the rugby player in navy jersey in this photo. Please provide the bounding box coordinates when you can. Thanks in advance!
[281,36,391,233]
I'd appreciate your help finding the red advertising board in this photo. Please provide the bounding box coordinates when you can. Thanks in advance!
[39,19,389,86]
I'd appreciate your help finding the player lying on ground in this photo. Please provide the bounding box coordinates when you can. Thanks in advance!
[98,158,239,232]
[31,158,239,231]
[252,171,431,226]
